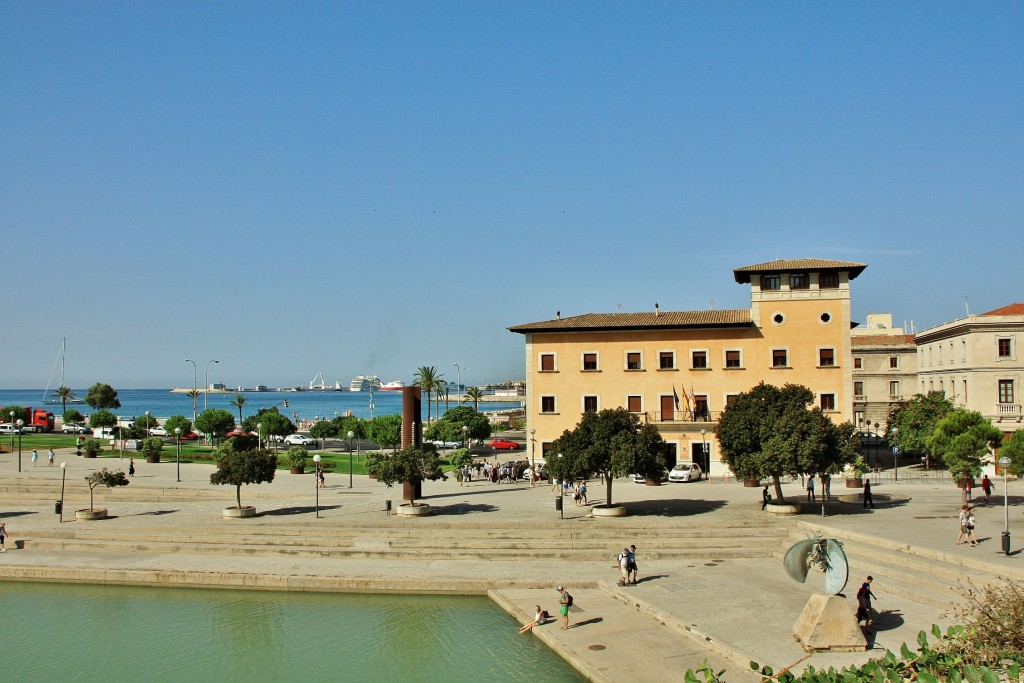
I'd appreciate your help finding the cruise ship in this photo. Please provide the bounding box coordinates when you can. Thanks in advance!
[349,375,382,392]
[378,380,405,391]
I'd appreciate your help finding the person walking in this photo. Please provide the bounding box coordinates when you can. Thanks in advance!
[31,449,39,467]
[616,548,630,586]
[981,475,993,504]
[556,586,572,629]
[822,472,831,499]
[627,544,639,584]
[0,522,7,552]
[48,448,55,467]
[128,458,136,477]
[806,474,816,502]
[863,478,874,508]
[579,481,588,506]
[761,485,772,510]
[856,576,877,627]
[956,505,978,546]
[965,478,973,503]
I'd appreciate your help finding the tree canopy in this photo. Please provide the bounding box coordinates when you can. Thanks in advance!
[926,408,1003,498]
[84,383,121,410]
[88,409,118,430]
[716,382,858,503]
[309,419,336,448]
[887,393,955,458]
[550,407,667,507]
[414,366,443,424]
[164,415,193,436]
[424,405,490,443]
[209,446,277,508]
[999,431,1024,477]
[366,413,402,451]
[85,468,129,510]
[330,415,365,440]
[195,408,235,442]
[63,408,85,426]
[242,408,294,440]
[135,414,160,431]
[365,446,444,505]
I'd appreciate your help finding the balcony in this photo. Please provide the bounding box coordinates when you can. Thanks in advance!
[641,410,721,425]
[996,403,1022,422]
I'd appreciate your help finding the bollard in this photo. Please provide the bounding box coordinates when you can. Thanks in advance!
[1003,531,1011,555]
[384,500,392,515]
[554,495,563,519]
[54,500,62,515]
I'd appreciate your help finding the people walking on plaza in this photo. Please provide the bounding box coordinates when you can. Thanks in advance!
[856,576,877,627]
[627,544,638,584]
[821,472,831,499]
[48,448,55,466]
[863,479,874,508]
[981,475,992,504]
[128,458,135,477]
[579,481,588,505]
[0,522,7,552]
[956,505,978,546]
[317,466,326,489]
[573,483,582,506]
[31,449,38,466]
[556,586,572,629]
[617,548,630,586]
[806,473,815,502]
[762,485,771,510]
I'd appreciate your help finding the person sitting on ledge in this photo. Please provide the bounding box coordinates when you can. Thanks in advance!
[519,605,547,633]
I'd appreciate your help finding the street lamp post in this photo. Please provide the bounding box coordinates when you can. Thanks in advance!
[205,360,220,411]
[16,419,24,472]
[557,453,564,519]
[59,462,67,522]
[347,431,354,488]
[700,428,708,483]
[145,411,151,439]
[454,363,462,403]
[9,411,15,453]
[313,454,322,518]
[175,427,182,482]
[185,359,198,423]
[530,428,536,487]
[1000,456,1012,554]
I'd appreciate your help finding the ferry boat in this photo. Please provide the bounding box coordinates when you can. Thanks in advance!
[378,380,405,391]
[349,375,382,392]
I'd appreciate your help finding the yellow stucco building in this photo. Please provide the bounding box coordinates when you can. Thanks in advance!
[508,258,866,477]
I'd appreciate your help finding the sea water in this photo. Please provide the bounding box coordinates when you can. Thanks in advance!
[0,389,519,422]
[0,582,582,683]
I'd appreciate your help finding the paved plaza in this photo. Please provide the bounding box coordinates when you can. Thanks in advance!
[1,446,1021,682]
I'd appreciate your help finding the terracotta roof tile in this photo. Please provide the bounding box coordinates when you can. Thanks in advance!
[980,303,1024,316]
[733,258,867,283]
[508,309,752,334]
[851,334,916,348]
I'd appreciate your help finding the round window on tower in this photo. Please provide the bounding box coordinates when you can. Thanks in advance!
[820,312,833,325]
[772,312,786,326]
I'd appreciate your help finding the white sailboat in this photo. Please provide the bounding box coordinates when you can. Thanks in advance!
[42,337,85,405]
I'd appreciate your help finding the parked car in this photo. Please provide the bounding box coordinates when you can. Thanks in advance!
[177,431,200,441]
[0,423,22,435]
[283,434,316,446]
[668,462,703,483]
[632,469,669,484]
[61,424,91,434]
[489,438,520,450]
[149,426,168,436]
[429,440,463,449]
[224,428,250,438]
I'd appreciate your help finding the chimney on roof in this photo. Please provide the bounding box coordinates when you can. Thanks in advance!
[556,310,560,319]
[655,303,660,317]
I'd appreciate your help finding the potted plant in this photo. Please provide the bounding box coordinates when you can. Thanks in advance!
[210,447,277,518]
[366,446,444,515]
[286,446,308,474]
[82,438,104,459]
[77,467,129,520]
[846,455,869,488]
[141,437,163,464]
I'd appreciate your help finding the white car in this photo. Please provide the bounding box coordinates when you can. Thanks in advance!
[283,434,316,446]
[149,426,168,436]
[668,462,703,483]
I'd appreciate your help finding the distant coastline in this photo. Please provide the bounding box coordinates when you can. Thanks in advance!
[169,387,526,402]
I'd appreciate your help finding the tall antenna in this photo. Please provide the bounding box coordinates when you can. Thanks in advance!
[965,297,971,317]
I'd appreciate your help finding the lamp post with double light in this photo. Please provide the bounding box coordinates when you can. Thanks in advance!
[1000,455,1012,554]
[347,431,354,488]
[16,419,24,472]
[530,428,536,487]
[205,360,219,411]
[174,427,182,482]
[454,363,462,403]
[313,454,322,518]
[185,359,198,423]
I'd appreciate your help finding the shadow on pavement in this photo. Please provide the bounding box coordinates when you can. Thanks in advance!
[432,503,499,515]
[570,617,604,628]
[0,511,38,519]
[427,487,533,500]
[134,509,179,516]
[261,505,343,516]
[626,498,727,517]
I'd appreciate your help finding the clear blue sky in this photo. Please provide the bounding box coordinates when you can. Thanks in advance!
[2,2,1022,389]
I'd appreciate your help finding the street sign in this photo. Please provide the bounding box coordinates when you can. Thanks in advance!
[892,446,900,455]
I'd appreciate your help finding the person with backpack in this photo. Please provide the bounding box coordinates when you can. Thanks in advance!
[616,548,630,586]
[556,585,573,629]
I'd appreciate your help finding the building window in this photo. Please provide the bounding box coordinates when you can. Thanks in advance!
[854,381,864,397]
[854,357,862,369]
[725,350,741,368]
[658,351,675,370]
[626,352,642,370]
[540,354,555,372]
[890,381,900,397]
[725,393,739,405]
[582,353,598,371]
[819,348,835,367]
[889,356,899,369]
[693,395,709,420]
[692,351,708,369]
[627,395,642,413]
[998,338,1013,358]
[540,396,556,413]
[790,273,809,289]
[772,349,788,367]
[819,272,840,288]
[583,396,598,413]
[820,394,836,411]
[761,274,780,290]
[999,380,1015,404]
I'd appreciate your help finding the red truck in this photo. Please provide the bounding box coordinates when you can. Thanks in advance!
[11,407,56,433]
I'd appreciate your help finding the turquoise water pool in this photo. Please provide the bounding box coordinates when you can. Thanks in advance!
[0,583,583,683]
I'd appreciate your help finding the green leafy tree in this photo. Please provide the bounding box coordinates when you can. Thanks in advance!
[210,447,278,509]
[141,437,164,459]
[135,414,160,432]
[367,413,402,451]
[716,383,859,504]
[242,408,294,443]
[164,415,193,437]
[63,408,85,428]
[84,468,130,511]
[999,430,1024,477]
[82,438,105,456]
[286,446,308,469]
[887,393,955,466]
[423,405,490,443]
[464,387,484,411]
[435,380,449,419]
[551,407,667,507]
[330,415,365,441]
[926,409,1003,502]
[195,408,236,444]
[89,409,118,430]
[414,366,443,424]
[53,386,76,416]
[448,448,474,470]
[186,389,201,420]
[3,406,28,423]
[309,420,336,450]
[365,446,444,505]
[84,383,121,410]
[229,394,248,424]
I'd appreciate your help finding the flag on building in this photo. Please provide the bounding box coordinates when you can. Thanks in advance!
[673,386,680,410]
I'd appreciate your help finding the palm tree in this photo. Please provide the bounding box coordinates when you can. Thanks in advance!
[54,386,74,417]
[230,394,248,425]
[465,387,484,412]
[414,366,443,424]
[186,389,201,422]
[434,380,449,420]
